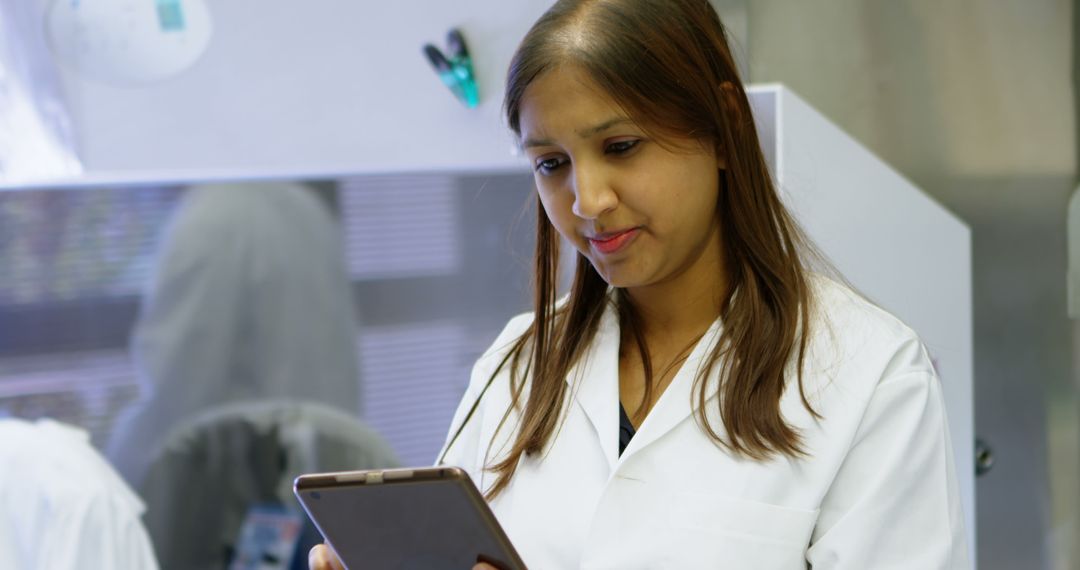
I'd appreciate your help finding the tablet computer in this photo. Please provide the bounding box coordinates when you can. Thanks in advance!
[294,467,526,570]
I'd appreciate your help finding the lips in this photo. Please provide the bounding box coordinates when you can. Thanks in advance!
[588,228,640,255]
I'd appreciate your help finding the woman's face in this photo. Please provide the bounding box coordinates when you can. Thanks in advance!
[519,65,725,292]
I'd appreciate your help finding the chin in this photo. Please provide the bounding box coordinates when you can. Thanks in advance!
[587,263,639,289]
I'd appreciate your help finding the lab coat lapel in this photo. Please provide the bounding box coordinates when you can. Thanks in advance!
[566,301,622,472]
[617,319,724,465]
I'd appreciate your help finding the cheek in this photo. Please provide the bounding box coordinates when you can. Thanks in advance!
[644,175,719,238]
[536,186,578,239]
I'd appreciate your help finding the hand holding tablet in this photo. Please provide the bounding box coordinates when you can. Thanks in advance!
[308,544,500,570]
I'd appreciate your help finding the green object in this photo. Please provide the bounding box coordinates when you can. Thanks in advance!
[445,58,479,108]
[423,29,480,109]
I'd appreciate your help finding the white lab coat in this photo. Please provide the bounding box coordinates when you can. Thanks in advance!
[440,275,969,569]
[0,419,159,570]
[106,182,361,487]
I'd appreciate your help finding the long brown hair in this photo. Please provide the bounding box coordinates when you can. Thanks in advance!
[486,0,819,499]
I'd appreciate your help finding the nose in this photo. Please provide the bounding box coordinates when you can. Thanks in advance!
[570,162,617,219]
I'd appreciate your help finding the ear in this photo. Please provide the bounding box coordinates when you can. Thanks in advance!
[714,142,728,170]
[719,81,740,106]
[713,132,728,169]
[713,130,728,171]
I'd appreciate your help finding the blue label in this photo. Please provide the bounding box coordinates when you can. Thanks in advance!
[155,0,186,32]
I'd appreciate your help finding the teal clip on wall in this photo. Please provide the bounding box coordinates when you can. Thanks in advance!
[423,29,479,109]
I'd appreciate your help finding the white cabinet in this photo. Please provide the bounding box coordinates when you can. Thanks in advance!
[750,84,976,561]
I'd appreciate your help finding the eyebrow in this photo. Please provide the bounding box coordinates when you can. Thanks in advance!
[522,117,634,149]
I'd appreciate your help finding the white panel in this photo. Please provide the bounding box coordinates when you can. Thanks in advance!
[747,86,778,174]
[754,85,976,561]
[7,1,752,190]
[6,0,549,190]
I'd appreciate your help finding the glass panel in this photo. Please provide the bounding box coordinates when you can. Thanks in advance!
[0,173,536,468]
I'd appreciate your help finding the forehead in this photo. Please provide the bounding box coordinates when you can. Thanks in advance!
[518,65,629,139]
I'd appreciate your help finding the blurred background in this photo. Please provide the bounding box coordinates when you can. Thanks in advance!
[0,174,536,464]
[0,0,1074,568]
[744,2,1076,569]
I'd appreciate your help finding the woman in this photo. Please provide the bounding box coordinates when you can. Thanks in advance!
[313,0,969,567]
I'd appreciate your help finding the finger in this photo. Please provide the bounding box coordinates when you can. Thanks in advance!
[308,544,327,570]
[325,545,346,570]
[309,544,346,570]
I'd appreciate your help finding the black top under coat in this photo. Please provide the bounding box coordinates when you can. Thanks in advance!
[618,403,636,456]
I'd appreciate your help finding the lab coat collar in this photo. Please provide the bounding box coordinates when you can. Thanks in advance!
[566,291,724,473]
[566,299,621,471]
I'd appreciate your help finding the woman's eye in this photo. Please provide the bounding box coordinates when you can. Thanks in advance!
[606,139,640,155]
[534,157,565,175]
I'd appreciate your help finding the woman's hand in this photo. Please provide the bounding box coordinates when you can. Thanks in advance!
[307,543,500,570]
[308,544,344,570]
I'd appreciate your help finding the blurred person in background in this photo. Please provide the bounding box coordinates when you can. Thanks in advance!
[0,417,159,569]
[106,181,362,489]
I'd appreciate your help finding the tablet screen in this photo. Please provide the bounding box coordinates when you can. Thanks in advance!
[295,469,524,570]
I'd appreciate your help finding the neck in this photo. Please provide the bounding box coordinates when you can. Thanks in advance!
[624,280,724,342]
[623,232,726,342]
